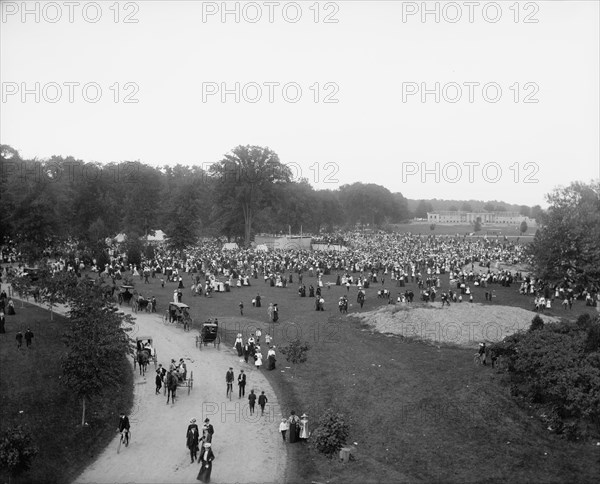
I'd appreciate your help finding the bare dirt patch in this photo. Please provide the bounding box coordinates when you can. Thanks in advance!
[354,302,561,347]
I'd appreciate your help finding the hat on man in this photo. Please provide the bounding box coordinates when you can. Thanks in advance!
[301,414,308,418]
[204,442,212,447]
[204,418,210,423]
[190,418,196,423]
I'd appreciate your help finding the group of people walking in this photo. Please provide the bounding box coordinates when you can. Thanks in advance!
[233,332,277,371]
[186,418,215,482]
[280,411,309,443]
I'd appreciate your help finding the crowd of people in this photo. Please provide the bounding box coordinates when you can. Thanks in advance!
[2,231,598,328]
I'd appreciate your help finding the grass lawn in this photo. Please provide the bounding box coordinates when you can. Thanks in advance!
[119,269,599,483]
[391,222,537,238]
[0,303,134,484]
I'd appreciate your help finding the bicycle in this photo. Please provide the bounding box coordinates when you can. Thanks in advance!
[117,429,130,453]
[473,352,484,366]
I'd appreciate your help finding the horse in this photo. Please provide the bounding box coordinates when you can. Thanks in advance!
[166,371,178,405]
[137,349,150,376]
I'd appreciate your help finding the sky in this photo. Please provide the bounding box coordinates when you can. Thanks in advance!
[1,0,599,207]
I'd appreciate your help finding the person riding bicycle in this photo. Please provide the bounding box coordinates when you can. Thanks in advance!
[118,412,130,443]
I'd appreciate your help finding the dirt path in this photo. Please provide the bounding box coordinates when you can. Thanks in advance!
[4,283,287,484]
[74,307,287,484]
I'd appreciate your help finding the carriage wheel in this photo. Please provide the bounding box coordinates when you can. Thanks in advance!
[188,372,193,395]
[199,336,203,350]
[132,354,136,369]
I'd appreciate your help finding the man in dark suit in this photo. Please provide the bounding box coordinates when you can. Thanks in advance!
[258,391,268,416]
[186,418,199,463]
[238,369,246,398]
[226,367,234,398]
[248,390,257,415]
[203,418,214,443]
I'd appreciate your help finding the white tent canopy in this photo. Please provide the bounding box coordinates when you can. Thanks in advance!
[147,230,167,242]
[222,242,239,250]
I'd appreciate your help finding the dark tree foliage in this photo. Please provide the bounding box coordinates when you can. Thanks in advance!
[529,181,600,286]
[310,410,351,457]
[497,314,600,435]
[529,314,544,331]
[0,426,38,480]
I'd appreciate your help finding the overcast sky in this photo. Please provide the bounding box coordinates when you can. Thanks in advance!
[2,0,598,207]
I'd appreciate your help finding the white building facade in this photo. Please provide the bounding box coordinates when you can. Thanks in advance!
[427,211,534,225]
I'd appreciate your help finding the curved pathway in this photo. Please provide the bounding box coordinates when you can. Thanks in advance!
[4,282,287,484]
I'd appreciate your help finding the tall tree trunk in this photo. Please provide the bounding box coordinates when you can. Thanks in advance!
[81,396,86,427]
[244,208,252,248]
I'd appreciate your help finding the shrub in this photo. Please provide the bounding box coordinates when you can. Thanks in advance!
[0,425,38,481]
[502,316,600,433]
[310,410,350,457]
[280,339,310,376]
[529,314,545,332]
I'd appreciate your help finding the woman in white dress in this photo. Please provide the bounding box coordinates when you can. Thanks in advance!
[299,414,309,440]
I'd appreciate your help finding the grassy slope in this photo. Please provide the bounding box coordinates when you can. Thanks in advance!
[2,266,598,484]
[0,303,134,484]
[138,270,598,483]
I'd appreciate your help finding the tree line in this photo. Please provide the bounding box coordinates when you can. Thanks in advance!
[2,144,548,252]
[0,144,413,252]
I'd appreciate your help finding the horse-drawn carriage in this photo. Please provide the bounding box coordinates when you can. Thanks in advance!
[133,294,151,313]
[196,320,220,349]
[118,285,134,306]
[163,302,192,331]
[163,363,193,402]
[133,336,158,375]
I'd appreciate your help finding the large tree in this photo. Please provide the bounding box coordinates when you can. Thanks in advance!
[339,183,398,227]
[209,145,292,246]
[62,283,133,426]
[529,181,600,286]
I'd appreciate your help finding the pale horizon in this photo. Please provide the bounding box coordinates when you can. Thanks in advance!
[2,0,598,207]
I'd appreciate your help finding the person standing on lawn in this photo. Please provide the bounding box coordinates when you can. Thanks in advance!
[288,411,300,443]
[24,328,34,347]
[279,417,289,442]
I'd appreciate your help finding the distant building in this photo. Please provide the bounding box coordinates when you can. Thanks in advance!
[427,211,534,225]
